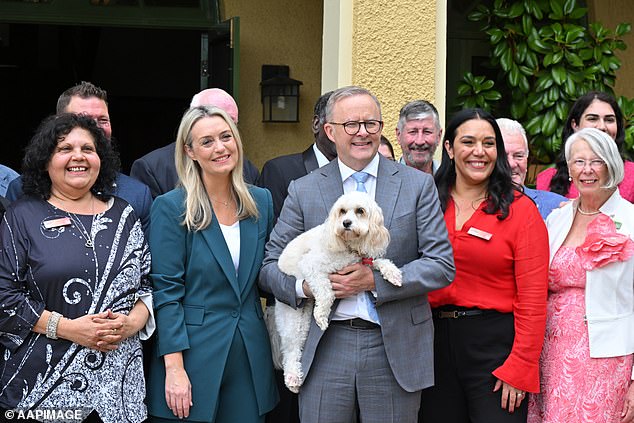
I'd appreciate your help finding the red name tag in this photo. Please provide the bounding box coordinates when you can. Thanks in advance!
[43,217,72,229]
[467,227,492,241]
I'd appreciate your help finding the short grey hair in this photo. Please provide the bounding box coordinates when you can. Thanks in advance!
[397,100,440,132]
[496,118,529,153]
[325,86,382,121]
[564,127,624,190]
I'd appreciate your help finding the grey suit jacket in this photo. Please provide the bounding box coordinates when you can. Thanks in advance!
[259,156,455,392]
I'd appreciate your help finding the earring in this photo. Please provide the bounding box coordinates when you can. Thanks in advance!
[568,176,572,181]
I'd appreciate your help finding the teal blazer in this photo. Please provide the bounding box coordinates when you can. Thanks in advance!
[146,186,278,421]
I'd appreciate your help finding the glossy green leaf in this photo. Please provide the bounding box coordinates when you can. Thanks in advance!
[457,84,471,96]
[509,2,525,18]
[509,65,521,87]
[550,65,566,85]
[525,115,543,135]
[519,75,531,93]
[501,48,513,72]
[510,97,528,118]
[564,76,576,96]
[535,74,554,91]
[555,100,568,120]
[579,48,593,60]
[483,90,502,101]
[522,14,532,35]
[564,50,583,67]
[525,51,538,69]
[568,7,587,19]
[616,23,632,37]
[516,42,528,62]
[494,42,508,59]
[481,79,495,90]
[548,85,560,102]
[562,0,576,15]
[488,28,505,44]
[544,52,553,67]
[541,110,559,136]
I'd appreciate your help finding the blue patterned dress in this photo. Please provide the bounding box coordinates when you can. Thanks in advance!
[0,196,151,423]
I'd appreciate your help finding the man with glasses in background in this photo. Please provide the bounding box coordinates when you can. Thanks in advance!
[260,86,454,423]
[497,118,566,219]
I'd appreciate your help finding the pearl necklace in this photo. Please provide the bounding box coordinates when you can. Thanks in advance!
[577,205,601,216]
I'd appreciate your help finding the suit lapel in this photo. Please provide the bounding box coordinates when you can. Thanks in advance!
[237,216,258,296]
[302,146,319,174]
[374,157,401,228]
[200,217,241,299]
[318,161,344,216]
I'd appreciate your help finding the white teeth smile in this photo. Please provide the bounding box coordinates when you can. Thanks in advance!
[213,155,230,162]
[469,161,486,168]
[67,167,87,172]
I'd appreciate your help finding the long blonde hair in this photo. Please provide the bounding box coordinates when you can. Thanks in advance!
[175,106,258,231]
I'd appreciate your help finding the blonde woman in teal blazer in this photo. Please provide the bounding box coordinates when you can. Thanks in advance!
[146,106,278,422]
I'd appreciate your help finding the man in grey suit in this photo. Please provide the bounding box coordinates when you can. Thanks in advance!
[259,86,455,423]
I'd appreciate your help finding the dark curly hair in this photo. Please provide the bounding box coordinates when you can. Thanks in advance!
[22,113,120,201]
[435,108,517,220]
[549,91,625,196]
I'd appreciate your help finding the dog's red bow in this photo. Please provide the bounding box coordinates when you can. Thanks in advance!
[361,257,373,266]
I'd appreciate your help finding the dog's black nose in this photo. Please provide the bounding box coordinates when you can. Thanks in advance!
[342,219,352,229]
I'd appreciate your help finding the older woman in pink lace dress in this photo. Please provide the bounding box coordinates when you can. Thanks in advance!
[528,128,634,423]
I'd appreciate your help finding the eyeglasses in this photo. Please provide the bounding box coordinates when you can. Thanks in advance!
[570,159,606,170]
[328,120,383,135]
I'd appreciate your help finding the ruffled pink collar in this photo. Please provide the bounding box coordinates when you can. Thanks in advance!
[576,214,634,270]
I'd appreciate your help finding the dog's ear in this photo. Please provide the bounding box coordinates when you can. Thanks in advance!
[358,201,390,258]
[324,202,347,253]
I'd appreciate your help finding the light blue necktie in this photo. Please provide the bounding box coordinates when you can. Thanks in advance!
[351,171,369,193]
[350,171,379,323]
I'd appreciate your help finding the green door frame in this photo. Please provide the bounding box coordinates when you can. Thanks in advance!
[0,0,219,29]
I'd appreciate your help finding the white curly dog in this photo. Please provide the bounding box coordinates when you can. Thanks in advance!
[270,191,402,393]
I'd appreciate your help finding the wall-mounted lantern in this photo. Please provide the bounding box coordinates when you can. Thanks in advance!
[260,64,302,122]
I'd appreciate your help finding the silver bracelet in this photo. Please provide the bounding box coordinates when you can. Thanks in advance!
[46,311,63,340]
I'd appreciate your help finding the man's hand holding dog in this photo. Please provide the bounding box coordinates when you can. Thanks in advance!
[329,263,375,298]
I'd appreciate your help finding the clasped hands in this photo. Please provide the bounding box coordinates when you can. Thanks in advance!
[302,262,375,299]
[66,309,136,352]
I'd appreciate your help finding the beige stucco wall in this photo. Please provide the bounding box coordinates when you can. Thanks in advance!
[351,0,443,158]
[220,0,324,169]
[588,0,634,99]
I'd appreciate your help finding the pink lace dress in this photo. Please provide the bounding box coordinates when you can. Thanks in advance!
[528,215,634,423]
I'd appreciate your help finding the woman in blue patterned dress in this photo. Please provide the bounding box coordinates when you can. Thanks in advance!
[0,113,153,423]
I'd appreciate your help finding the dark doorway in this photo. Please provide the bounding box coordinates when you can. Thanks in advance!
[0,23,211,173]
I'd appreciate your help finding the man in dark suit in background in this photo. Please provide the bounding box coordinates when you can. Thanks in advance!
[5,82,153,234]
[258,90,335,219]
[130,88,259,198]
